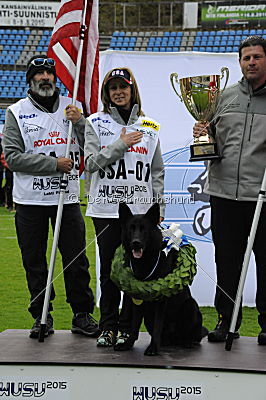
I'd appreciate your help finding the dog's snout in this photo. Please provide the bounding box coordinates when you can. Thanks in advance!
[132,239,142,250]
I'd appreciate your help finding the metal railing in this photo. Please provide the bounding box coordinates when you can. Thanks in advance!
[99,1,185,31]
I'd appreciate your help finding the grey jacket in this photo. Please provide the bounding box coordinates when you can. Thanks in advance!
[3,92,85,176]
[205,78,266,201]
[84,105,165,216]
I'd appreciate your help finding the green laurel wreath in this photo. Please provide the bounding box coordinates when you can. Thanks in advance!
[110,244,197,302]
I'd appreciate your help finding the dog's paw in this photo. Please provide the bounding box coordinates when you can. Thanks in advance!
[144,344,159,356]
[114,339,135,351]
[201,326,209,338]
[183,342,194,349]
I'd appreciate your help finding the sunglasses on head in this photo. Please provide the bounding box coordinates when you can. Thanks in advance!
[30,58,56,67]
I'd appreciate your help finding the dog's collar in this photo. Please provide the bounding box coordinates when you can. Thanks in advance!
[130,251,161,281]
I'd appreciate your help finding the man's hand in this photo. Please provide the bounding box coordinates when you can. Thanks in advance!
[120,127,143,147]
[65,105,82,124]
[57,157,73,173]
[193,121,209,139]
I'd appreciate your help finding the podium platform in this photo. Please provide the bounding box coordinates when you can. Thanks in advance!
[0,329,266,399]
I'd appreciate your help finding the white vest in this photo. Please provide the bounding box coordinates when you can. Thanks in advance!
[86,111,160,218]
[10,96,81,205]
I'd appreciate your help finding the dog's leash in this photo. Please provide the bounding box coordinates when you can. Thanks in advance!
[129,251,161,281]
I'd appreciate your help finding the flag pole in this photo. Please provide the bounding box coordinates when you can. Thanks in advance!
[39,0,88,342]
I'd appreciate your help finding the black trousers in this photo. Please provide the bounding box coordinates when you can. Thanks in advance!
[4,168,13,208]
[0,163,4,205]
[15,203,95,318]
[92,217,132,332]
[210,196,266,329]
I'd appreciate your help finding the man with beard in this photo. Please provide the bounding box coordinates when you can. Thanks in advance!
[2,55,99,339]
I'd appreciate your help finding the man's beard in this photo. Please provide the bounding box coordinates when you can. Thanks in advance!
[30,79,56,97]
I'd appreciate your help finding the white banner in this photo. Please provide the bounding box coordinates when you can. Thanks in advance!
[98,50,256,306]
[1,365,266,399]
[0,1,59,27]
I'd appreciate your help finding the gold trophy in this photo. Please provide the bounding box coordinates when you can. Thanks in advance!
[170,68,229,162]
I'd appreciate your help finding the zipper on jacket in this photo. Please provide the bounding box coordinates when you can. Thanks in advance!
[248,113,254,141]
[236,95,251,199]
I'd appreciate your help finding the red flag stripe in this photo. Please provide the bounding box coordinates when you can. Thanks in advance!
[56,37,78,65]
[56,0,84,22]
[53,14,82,38]
[89,46,99,114]
[50,24,81,47]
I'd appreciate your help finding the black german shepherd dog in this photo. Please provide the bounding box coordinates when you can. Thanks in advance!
[114,202,206,356]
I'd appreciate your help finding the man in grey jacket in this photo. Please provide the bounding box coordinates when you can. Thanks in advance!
[194,36,266,345]
[3,55,99,339]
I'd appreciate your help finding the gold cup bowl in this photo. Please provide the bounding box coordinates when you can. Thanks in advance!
[170,67,229,162]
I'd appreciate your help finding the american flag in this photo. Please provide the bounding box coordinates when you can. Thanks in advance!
[47,0,99,115]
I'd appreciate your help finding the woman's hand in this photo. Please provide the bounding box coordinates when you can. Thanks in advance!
[120,127,143,147]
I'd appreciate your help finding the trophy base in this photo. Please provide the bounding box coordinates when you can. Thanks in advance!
[189,142,221,162]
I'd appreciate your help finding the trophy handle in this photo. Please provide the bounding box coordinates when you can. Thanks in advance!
[220,67,229,93]
[170,72,183,102]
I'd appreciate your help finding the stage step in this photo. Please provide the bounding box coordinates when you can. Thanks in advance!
[0,330,265,399]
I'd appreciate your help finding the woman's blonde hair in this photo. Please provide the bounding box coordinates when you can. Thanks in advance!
[101,67,144,116]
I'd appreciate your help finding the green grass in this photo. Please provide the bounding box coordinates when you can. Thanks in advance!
[0,182,260,337]
[0,188,100,332]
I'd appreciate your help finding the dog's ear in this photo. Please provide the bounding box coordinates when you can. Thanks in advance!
[145,203,160,226]
[119,202,133,223]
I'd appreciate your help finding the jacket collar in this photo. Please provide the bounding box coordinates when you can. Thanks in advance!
[109,104,140,125]
[239,77,266,95]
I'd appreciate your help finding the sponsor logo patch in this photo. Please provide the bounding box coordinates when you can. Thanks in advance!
[141,120,160,131]
[23,122,43,134]
[19,113,38,119]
